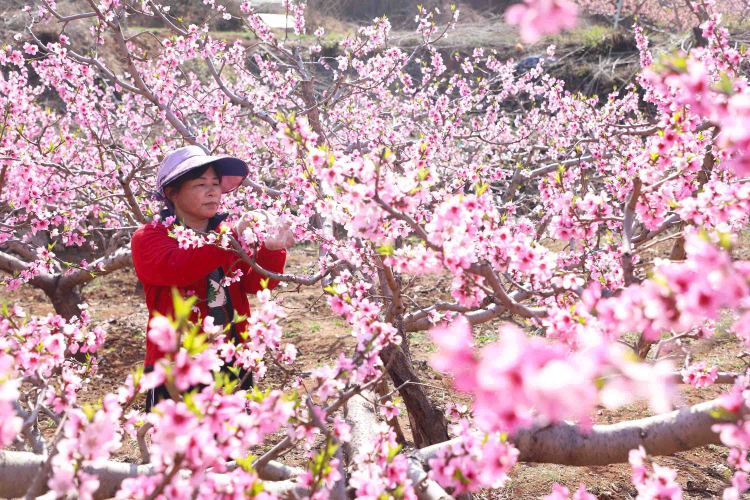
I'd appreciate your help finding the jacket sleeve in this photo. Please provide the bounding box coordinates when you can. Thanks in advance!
[240,245,287,294]
[131,226,231,287]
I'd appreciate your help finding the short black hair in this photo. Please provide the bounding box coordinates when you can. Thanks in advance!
[164,163,222,195]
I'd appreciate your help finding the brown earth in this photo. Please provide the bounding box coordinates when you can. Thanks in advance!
[2,243,742,499]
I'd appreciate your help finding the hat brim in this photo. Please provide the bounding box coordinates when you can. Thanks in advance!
[160,155,249,195]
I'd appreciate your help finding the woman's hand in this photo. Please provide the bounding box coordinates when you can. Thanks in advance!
[235,210,295,251]
[265,218,295,250]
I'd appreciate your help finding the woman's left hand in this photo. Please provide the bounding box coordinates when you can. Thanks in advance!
[236,210,294,251]
[265,218,295,251]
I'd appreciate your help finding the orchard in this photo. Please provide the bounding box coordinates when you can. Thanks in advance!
[1,0,750,498]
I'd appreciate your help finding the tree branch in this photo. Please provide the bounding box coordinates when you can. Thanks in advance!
[57,247,132,290]
[227,236,343,286]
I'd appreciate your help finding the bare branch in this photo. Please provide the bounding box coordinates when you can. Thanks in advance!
[227,236,344,286]
[621,177,642,287]
[521,154,611,182]
[404,302,508,332]
[41,0,97,22]
[470,264,544,319]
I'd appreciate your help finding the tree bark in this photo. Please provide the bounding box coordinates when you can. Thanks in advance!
[2,396,739,498]
[0,451,303,499]
[669,236,686,261]
[415,396,741,467]
[379,344,449,448]
[44,282,83,320]
[345,391,380,464]
[345,391,453,500]
[375,380,407,446]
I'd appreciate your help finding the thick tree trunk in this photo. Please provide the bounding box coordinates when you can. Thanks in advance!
[43,282,83,320]
[380,344,449,448]
[669,236,686,262]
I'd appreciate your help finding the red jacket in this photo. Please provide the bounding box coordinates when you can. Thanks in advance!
[131,221,287,367]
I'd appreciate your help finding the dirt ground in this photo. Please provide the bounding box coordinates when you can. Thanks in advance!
[2,245,741,499]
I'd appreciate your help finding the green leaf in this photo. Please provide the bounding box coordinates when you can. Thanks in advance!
[717,231,733,250]
[376,244,394,256]
[248,481,264,496]
[554,167,563,185]
[131,366,144,387]
[183,391,204,418]
[709,406,738,420]
[232,311,247,325]
[246,386,271,403]
[82,402,98,422]
[259,278,270,290]
[183,329,208,356]
[715,72,734,94]
[474,181,489,196]
[171,288,197,322]
[386,443,403,461]
[452,468,471,485]
[323,284,339,296]
[236,453,257,473]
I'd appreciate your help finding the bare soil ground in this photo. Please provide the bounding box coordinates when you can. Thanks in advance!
[2,244,741,499]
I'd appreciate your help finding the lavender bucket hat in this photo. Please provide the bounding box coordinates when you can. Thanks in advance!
[155,145,249,199]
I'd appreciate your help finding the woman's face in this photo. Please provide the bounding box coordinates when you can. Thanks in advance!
[167,166,222,223]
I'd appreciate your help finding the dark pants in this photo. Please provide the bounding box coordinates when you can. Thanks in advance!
[144,364,254,412]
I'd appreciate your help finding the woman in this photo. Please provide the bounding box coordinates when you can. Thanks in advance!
[131,145,293,411]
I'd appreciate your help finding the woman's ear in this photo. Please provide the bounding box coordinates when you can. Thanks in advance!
[164,186,175,204]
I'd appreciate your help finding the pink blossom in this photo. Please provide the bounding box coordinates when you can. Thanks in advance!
[681,362,719,388]
[505,0,578,43]
[429,315,477,392]
[382,400,400,419]
[147,315,178,353]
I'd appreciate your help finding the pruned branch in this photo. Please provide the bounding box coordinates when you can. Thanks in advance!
[346,391,453,500]
[0,450,305,499]
[414,396,741,467]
